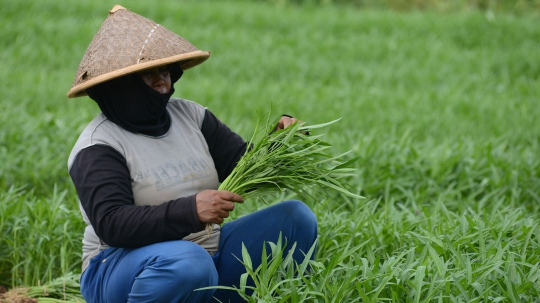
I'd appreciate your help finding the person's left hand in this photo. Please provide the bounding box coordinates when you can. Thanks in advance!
[275,115,301,131]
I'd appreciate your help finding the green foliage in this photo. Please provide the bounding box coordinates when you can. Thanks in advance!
[198,234,319,302]
[209,200,540,302]
[211,115,362,232]
[0,0,539,301]
[219,116,362,199]
[0,187,84,288]
[260,0,540,14]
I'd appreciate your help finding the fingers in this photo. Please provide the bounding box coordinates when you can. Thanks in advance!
[195,190,244,224]
[277,116,300,130]
[214,206,232,222]
[218,190,244,203]
[284,117,298,128]
[220,201,235,212]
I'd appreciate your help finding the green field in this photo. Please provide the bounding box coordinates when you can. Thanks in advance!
[1,0,539,301]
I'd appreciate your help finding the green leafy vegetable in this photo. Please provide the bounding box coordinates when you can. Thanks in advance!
[207,114,363,233]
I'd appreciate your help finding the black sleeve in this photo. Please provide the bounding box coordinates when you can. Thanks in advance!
[69,145,205,248]
[201,109,248,182]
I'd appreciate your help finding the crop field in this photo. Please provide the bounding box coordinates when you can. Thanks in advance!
[1,0,539,301]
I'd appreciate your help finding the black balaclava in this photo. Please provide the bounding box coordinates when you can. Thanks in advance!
[86,64,183,137]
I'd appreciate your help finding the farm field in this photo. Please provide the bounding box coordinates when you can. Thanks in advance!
[1,0,539,301]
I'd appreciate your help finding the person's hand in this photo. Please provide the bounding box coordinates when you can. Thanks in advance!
[195,190,244,225]
[275,115,301,131]
[274,115,309,135]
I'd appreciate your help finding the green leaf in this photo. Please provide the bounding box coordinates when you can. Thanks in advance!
[242,243,253,271]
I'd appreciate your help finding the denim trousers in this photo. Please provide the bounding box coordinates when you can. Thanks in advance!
[80,200,318,303]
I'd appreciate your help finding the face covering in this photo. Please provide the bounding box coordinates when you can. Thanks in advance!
[86,65,183,137]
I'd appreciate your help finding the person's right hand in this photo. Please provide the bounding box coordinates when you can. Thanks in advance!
[195,190,244,225]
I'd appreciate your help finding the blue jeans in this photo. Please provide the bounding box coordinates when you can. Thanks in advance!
[80,200,318,303]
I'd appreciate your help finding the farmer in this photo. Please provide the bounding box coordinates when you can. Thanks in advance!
[66,5,317,303]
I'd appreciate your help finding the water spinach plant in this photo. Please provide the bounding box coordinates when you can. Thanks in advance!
[207,115,363,232]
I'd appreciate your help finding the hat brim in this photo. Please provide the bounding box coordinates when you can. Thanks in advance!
[67,50,210,98]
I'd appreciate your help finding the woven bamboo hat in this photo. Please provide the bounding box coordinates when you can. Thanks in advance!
[67,4,210,98]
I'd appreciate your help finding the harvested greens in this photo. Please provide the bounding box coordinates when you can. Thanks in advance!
[206,115,362,232]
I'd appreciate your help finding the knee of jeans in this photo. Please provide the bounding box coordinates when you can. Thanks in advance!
[178,257,218,289]
[165,243,218,286]
[281,200,318,231]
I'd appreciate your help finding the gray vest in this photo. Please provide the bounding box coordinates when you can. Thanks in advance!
[68,99,221,271]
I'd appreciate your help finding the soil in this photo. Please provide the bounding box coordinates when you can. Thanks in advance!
[1,297,38,303]
[0,286,38,303]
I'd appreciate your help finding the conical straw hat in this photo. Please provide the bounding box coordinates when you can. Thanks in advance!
[67,5,210,98]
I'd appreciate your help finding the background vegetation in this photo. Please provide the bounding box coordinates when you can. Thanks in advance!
[261,0,540,14]
[0,0,539,301]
